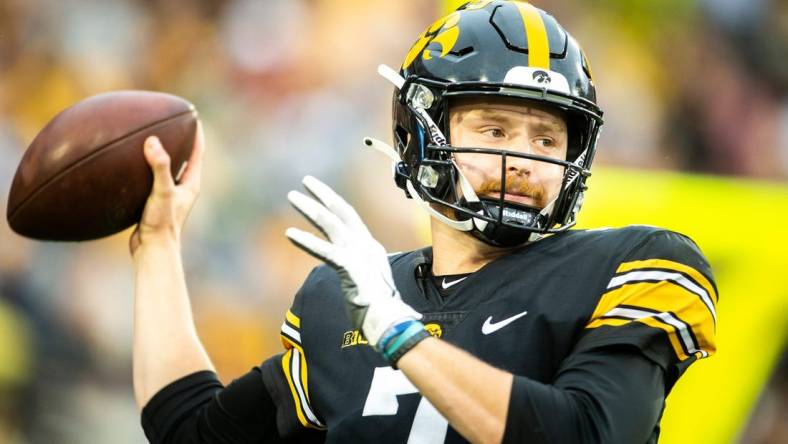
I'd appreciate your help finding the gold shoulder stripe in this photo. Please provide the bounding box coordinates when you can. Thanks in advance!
[286,309,301,328]
[608,260,719,336]
[617,259,718,303]
[593,281,716,345]
[607,268,717,325]
[280,313,301,349]
[513,2,550,69]
[280,335,325,430]
[587,317,630,328]
[588,281,716,360]
[587,312,701,361]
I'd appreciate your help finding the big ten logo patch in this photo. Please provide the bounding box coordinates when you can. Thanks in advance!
[341,323,443,349]
[341,330,368,348]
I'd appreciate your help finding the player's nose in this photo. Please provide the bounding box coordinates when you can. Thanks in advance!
[504,143,535,175]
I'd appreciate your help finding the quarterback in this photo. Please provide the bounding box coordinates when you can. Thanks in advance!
[132,1,717,443]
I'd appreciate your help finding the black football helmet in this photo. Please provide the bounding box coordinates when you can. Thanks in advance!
[370,0,603,247]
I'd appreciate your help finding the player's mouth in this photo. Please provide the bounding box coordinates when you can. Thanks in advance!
[483,192,538,207]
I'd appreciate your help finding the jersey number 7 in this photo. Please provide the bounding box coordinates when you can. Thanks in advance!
[362,367,449,443]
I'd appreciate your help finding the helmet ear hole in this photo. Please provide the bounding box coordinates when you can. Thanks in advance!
[566,114,586,162]
[395,125,410,151]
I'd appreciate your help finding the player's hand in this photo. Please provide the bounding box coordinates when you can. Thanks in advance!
[286,176,422,348]
[129,122,205,257]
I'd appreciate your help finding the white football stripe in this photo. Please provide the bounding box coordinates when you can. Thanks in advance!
[291,348,324,427]
[281,322,301,344]
[605,306,701,356]
[607,270,716,323]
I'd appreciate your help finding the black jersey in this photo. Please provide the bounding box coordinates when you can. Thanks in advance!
[263,225,716,442]
[142,226,717,443]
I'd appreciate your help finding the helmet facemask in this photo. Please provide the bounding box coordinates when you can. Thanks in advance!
[382,70,600,247]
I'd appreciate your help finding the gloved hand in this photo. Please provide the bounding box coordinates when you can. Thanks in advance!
[286,176,423,350]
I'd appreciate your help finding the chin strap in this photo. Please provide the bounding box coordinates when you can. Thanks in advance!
[451,159,488,232]
[406,180,475,231]
[521,150,588,242]
[535,148,588,229]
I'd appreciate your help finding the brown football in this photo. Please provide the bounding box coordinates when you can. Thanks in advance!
[6,90,198,241]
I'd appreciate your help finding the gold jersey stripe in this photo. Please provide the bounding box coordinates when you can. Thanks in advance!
[589,281,716,354]
[587,317,630,328]
[280,335,325,429]
[617,259,718,303]
[286,309,301,328]
[514,2,550,69]
[587,315,696,361]
[605,269,717,326]
[280,348,309,427]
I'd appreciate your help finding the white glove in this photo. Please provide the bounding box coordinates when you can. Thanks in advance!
[286,176,422,348]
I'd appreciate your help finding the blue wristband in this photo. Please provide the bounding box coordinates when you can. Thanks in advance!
[377,319,415,352]
[382,321,429,364]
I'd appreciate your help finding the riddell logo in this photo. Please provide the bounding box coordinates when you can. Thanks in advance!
[532,70,551,84]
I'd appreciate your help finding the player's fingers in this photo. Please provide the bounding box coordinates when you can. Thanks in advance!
[144,136,175,195]
[128,227,141,257]
[179,120,205,193]
[285,227,336,265]
[287,190,346,241]
[302,176,369,235]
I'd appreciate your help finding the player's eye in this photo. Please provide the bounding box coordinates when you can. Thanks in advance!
[481,127,506,138]
[534,137,555,147]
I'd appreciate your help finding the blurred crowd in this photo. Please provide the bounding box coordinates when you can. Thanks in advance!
[0,0,785,442]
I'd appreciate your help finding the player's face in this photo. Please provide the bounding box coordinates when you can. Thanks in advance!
[449,97,568,209]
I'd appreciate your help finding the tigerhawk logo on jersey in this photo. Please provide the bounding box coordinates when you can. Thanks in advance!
[424,323,443,338]
[341,323,443,348]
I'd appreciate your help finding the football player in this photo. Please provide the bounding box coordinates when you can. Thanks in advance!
[132,1,717,443]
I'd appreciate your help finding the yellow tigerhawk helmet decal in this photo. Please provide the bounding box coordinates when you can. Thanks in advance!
[403,11,461,69]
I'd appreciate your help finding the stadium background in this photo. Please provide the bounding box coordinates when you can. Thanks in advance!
[0,0,785,442]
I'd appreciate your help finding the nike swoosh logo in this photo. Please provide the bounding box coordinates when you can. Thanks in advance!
[441,276,468,289]
[481,311,529,335]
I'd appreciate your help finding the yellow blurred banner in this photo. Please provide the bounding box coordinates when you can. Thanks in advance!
[580,167,788,444]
